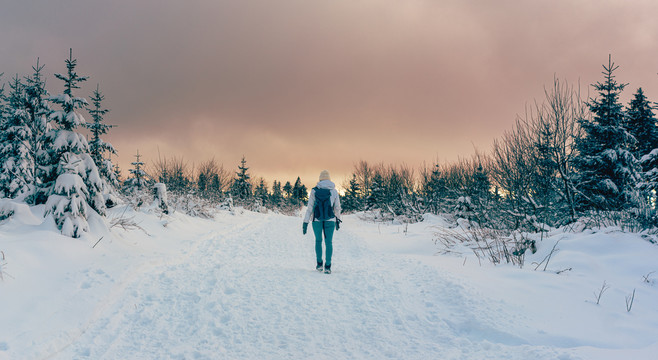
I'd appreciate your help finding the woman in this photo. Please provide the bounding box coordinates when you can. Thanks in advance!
[303,170,342,274]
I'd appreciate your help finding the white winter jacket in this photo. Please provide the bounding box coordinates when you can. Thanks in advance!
[304,180,342,223]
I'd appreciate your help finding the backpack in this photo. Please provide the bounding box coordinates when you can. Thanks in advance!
[313,187,335,221]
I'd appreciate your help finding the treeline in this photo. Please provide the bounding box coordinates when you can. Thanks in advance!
[126,153,310,213]
[1,52,657,237]
[342,57,658,231]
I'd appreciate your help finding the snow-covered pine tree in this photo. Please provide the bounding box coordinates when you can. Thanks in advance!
[626,88,658,166]
[270,180,283,208]
[0,74,8,193]
[86,84,119,190]
[468,163,493,224]
[41,49,106,237]
[230,156,252,204]
[46,153,91,237]
[574,56,642,211]
[366,172,386,211]
[0,75,33,199]
[341,173,362,213]
[0,74,4,129]
[112,161,122,184]
[24,59,52,204]
[639,148,658,207]
[0,73,4,115]
[254,178,269,207]
[626,88,658,208]
[283,181,293,199]
[197,171,208,194]
[210,173,223,198]
[125,149,149,191]
[420,163,447,214]
[291,177,307,206]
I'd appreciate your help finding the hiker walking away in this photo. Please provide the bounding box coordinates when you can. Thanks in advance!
[303,170,342,274]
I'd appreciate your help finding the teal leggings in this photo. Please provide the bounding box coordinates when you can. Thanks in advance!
[312,221,335,265]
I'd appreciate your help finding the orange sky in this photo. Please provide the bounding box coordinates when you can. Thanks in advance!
[2,0,657,190]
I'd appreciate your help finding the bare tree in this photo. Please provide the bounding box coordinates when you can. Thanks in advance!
[532,77,586,223]
[353,160,373,204]
[151,155,192,194]
[490,77,586,228]
[197,158,231,199]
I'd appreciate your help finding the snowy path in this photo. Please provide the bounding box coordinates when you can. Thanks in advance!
[48,213,573,360]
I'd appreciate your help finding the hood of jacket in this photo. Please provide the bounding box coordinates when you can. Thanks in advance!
[315,179,336,190]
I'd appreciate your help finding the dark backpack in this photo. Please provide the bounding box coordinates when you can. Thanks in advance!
[313,187,335,221]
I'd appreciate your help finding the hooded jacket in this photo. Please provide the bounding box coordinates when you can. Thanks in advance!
[304,179,342,223]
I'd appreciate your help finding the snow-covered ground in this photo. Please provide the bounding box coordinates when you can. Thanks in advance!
[1,201,657,359]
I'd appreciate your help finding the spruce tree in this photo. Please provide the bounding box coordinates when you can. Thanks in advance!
[422,164,447,214]
[283,181,293,199]
[41,49,105,236]
[197,171,208,193]
[533,120,559,211]
[86,84,119,190]
[626,88,658,164]
[639,148,658,205]
[0,75,33,199]
[210,173,222,198]
[254,178,269,206]
[125,150,148,191]
[574,56,641,210]
[471,164,491,204]
[270,180,283,208]
[469,163,493,223]
[367,172,386,211]
[341,173,362,213]
[231,156,252,204]
[0,75,5,139]
[24,59,52,204]
[291,177,308,206]
[112,161,123,184]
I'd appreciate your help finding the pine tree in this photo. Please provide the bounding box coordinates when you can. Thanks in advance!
[125,149,149,191]
[421,164,447,214]
[470,164,491,204]
[283,181,293,199]
[626,88,658,164]
[112,161,123,184]
[639,149,658,205]
[0,75,5,139]
[574,56,641,211]
[254,178,269,206]
[197,171,208,193]
[533,119,559,211]
[341,173,362,213]
[270,180,283,208]
[210,173,222,198]
[0,75,33,199]
[386,168,405,214]
[24,59,52,204]
[231,156,252,204]
[367,172,386,211]
[86,84,119,190]
[468,163,493,224]
[291,177,308,206]
[41,49,106,236]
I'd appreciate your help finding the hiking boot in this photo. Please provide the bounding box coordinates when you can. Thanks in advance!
[324,265,331,274]
[316,262,323,271]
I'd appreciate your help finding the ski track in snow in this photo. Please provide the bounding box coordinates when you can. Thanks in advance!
[47,213,575,360]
